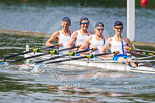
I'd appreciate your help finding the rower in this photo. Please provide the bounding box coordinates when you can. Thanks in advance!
[67,17,94,50]
[79,22,109,55]
[46,17,72,53]
[101,21,137,67]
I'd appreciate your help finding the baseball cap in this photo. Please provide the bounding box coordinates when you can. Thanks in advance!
[62,17,71,23]
[114,21,123,26]
[80,17,89,24]
[95,22,104,28]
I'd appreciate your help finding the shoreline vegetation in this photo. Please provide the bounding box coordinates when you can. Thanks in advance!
[0,0,155,9]
[0,29,155,48]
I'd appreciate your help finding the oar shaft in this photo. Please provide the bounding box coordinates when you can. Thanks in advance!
[34,54,68,64]
[0,51,31,60]
[34,48,94,64]
[46,56,86,64]
[135,55,155,60]
[0,45,57,60]
[8,52,50,64]
[93,60,155,63]
[45,53,112,64]
[7,46,78,64]
[129,48,155,55]
[58,46,78,52]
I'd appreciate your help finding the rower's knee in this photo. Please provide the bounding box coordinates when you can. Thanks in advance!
[118,57,125,61]
[127,58,132,61]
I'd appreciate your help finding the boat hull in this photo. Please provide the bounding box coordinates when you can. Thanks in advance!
[24,52,155,74]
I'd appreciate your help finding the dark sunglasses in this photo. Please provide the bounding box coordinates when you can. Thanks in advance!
[96,28,104,31]
[81,22,89,25]
[115,27,123,30]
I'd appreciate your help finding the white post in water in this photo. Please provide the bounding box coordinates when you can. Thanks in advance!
[127,0,135,41]
[26,45,29,51]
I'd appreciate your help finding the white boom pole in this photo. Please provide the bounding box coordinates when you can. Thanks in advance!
[127,0,135,41]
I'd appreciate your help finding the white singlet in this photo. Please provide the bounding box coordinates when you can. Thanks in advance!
[111,37,126,54]
[59,30,71,49]
[75,30,89,46]
[90,35,106,54]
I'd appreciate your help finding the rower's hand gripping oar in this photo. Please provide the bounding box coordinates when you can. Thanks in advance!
[7,46,79,64]
[33,48,96,64]
[0,45,59,61]
[45,52,113,64]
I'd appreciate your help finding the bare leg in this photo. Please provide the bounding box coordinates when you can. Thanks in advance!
[118,57,137,67]
[127,58,137,67]
[118,57,128,64]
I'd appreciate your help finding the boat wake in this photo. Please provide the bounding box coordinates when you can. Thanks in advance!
[30,64,47,74]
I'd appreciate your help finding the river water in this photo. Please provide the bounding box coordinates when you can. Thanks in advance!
[0,0,155,103]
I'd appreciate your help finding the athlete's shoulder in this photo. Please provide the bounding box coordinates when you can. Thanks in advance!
[88,35,93,39]
[53,31,60,35]
[123,37,130,43]
[88,30,94,35]
[72,30,78,35]
[107,37,112,41]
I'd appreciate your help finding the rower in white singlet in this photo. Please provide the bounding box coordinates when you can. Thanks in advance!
[46,17,72,54]
[111,37,127,55]
[79,22,109,55]
[90,35,107,54]
[67,17,94,50]
[101,21,137,67]
[59,30,72,49]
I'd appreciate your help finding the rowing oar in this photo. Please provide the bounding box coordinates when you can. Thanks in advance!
[93,59,155,63]
[45,53,112,64]
[128,48,155,56]
[6,46,79,64]
[134,55,155,60]
[0,45,59,61]
[33,48,96,64]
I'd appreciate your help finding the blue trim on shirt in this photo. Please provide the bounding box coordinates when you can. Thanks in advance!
[121,40,125,55]
[86,31,90,50]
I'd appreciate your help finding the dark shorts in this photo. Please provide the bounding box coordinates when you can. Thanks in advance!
[113,54,130,61]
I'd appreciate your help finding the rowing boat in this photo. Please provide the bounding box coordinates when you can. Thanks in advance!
[24,50,155,74]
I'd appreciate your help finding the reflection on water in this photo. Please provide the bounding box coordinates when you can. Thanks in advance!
[1,64,155,102]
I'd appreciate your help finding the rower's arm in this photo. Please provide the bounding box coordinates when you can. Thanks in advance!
[105,35,110,39]
[126,38,134,49]
[126,38,137,56]
[101,38,111,54]
[101,38,114,57]
[79,36,92,51]
[46,31,59,47]
[67,31,77,48]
